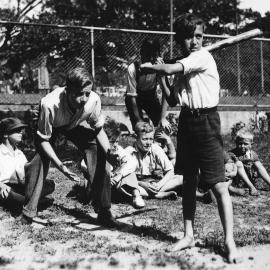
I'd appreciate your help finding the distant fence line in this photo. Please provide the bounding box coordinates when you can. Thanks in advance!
[0,20,270,106]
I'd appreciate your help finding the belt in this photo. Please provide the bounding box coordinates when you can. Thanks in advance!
[181,106,217,117]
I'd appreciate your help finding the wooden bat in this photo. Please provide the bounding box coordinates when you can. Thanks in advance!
[164,28,263,63]
[204,28,263,52]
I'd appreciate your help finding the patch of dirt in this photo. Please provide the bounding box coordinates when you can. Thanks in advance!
[0,168,270,270]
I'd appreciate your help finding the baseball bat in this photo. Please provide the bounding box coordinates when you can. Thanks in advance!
[164,28,263,63]
[204,28,263,52]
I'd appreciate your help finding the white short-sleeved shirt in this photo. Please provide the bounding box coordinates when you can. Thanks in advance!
[0,144,27,184]
[124,143,173,176]
[173,48,220,109]
[126,62,158,97]
[37,87,104,140]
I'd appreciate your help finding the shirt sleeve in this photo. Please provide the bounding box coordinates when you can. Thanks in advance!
[153,144,174,173]
[86,97,104,130]
[179,50,209,75]
[36,101,54,141]
[251,150,259,162]
[126,63,137,97]
[114,148,138,177]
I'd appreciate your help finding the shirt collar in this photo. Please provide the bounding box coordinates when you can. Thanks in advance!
[0,143,19,156]
[133,143,152,157]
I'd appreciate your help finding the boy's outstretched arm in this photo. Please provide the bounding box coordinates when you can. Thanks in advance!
[39,140,80,182]
[141,62,183,75]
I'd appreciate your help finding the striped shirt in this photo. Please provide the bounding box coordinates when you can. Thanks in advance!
[37,87,104,140]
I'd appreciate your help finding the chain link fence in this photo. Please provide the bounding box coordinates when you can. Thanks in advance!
[0,21,270,106]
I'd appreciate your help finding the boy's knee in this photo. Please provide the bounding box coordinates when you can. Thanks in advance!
[212,181,229,197]
[236,161,244,169]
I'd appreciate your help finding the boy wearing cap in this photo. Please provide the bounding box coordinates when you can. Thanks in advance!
[230,130,270,194]
[140,13,239,263]
[125,38,170,132]
[20,67,120,228]
[0,117,54,206]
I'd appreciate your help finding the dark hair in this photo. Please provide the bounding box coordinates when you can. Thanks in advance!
[134,121,154,135]
[173,13,205,43]
[140,38,160,57]
[65,67,93,94]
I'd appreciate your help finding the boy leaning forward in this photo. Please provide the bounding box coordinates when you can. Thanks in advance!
[141,13,239,263]
[20,67,120,228]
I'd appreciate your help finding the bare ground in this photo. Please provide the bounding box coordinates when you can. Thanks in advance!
[0,167,270,270]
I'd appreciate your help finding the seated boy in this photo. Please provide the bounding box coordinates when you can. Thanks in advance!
[124,122,182,199]
[230,130,270,195]
[0,117,54,207]
[81,128,145,209]
[224,150,246,196]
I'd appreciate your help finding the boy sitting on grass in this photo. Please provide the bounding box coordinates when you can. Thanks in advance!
[0,118,54,208]
[229,130,270,194]
[81,127,145,209]
[124,121,182,200]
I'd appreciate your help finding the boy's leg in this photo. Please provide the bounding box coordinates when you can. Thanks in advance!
[158,174,183,192]
[22,152,51,220]
[236,161,258,195]
[171,175,197,251]
[66,126,119,228]
[211,182,239,263]
[140,94,162,126]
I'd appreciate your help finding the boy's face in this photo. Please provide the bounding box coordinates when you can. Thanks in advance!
[236,138,252,154]
[67,83,93,111]
[7,128,24,145]
[136,131,154,153]
[180,24,204,56]
[141,50,159,64]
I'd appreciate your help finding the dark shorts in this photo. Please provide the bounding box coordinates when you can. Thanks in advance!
[174,108,225,186]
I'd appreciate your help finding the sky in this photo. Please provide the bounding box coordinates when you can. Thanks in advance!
[239,0,270,15]
[1,0,270,17]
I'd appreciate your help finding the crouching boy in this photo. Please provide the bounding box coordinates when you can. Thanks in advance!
[20,67,119,228]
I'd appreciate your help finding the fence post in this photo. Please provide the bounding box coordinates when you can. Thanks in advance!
[236,44,241,94]
[90,28,95,80]
[260,40,264,94]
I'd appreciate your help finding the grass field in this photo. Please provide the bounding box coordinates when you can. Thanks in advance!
[0,134,270,270]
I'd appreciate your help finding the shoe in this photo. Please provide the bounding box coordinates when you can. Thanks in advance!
[19,214,51,226]
[132,196,145,209]
[19,214,32,225]
[97,209,121,228]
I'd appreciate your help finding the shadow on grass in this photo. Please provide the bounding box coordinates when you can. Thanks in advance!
[53,203,177,242]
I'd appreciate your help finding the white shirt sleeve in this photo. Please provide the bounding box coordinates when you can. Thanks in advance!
[179,49,209,75]
[153,144,174,173]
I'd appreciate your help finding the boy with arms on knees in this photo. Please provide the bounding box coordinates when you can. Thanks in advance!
[124,122,182,199]
[20,67,120,228]
[141,14,239,263]
[0,118,54,207]
[125,39,170,132]
[230,131,270,194]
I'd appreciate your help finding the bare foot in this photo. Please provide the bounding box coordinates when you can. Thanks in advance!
[225,241,241,264]
[249,188,259,196]
[155,191,177,200]
[170,236,195,252]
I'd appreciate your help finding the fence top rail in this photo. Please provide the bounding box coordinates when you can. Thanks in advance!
[0,20,270,41]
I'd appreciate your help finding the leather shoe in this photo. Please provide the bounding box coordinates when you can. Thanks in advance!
[97,209,121,228]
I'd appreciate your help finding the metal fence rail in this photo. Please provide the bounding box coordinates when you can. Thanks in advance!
[0,21,269,106]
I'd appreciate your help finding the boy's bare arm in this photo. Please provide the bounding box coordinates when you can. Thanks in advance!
[160,97,171,133]
[254,161,270,185]
[159,76,179,107]
[141,62,184,75]
[125,96,143,123]
[40,140,80,182]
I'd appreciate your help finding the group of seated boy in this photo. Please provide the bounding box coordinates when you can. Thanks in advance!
[1,116,270,212]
